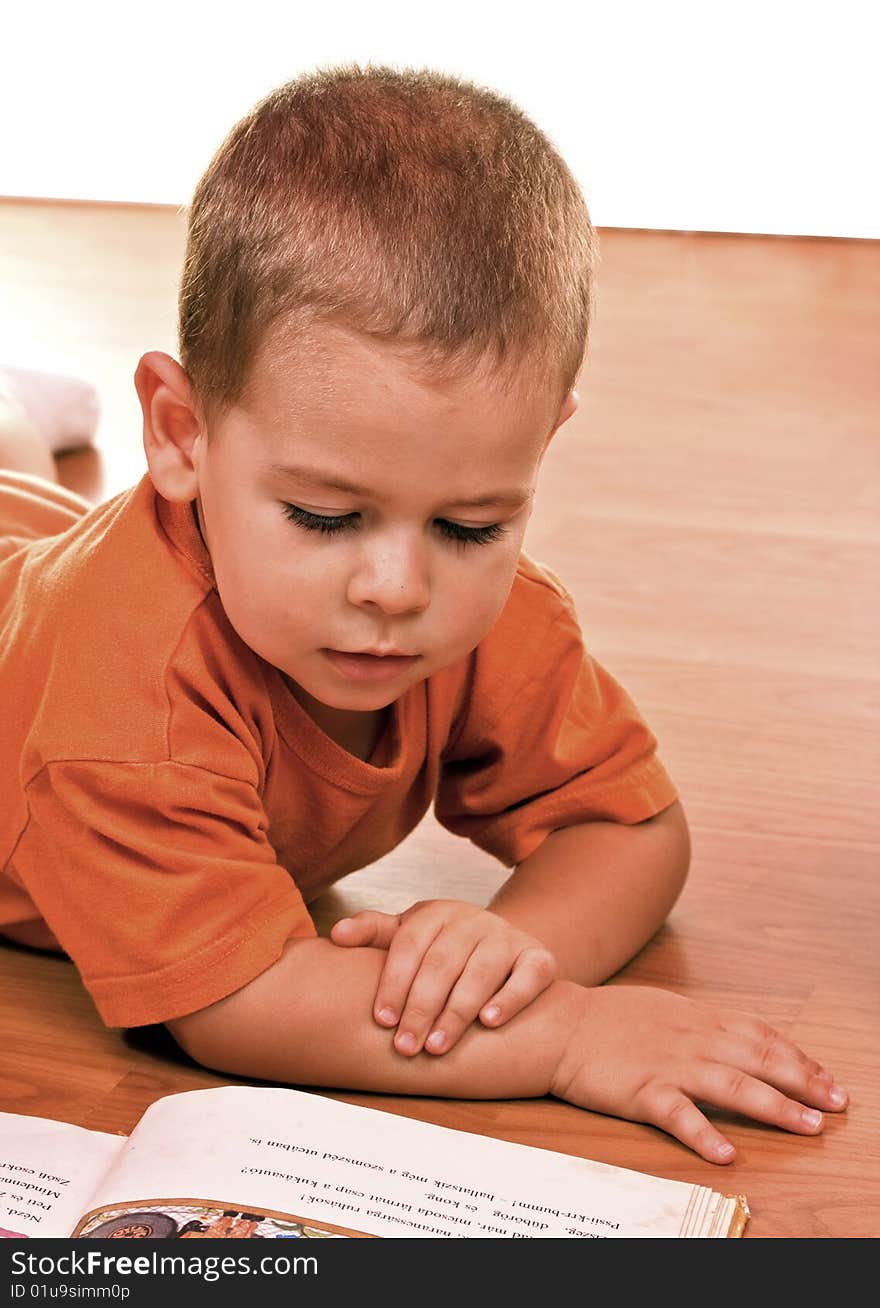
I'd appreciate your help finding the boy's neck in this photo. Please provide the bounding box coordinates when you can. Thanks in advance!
[283,675,391,761]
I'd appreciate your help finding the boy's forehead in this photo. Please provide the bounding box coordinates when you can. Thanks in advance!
[244,318,560,424]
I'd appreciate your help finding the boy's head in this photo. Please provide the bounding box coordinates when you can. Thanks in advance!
[176,62,597,422]
[137,65,596,725]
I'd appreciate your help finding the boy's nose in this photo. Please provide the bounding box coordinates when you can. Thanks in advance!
[346,540,430,615]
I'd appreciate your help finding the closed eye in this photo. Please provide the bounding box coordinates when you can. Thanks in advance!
[282,503,357,535]
[281,503,507,547]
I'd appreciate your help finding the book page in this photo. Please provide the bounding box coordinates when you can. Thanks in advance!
[0,1113,124,1238]
[72,1086,739,1239]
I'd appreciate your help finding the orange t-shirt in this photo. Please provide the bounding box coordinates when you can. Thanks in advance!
[0,470,678,1029]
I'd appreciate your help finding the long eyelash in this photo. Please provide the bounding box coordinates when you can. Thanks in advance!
[437,520,507,547]
[281,503,507,547]
[282,504,358,535]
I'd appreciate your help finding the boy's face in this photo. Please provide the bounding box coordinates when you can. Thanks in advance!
[189,324,575,724]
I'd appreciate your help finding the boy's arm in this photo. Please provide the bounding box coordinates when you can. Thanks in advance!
[487,798,691,986]
[166,932,847,1165]
[168,937,574,1099]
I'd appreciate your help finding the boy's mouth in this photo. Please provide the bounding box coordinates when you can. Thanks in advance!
[323,649,421,682]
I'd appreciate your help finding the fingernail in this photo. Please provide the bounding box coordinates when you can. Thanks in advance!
[802,1108,823,1128]
[377,1007,396,1025]
[426,1031,446,1052]
[828,1084,848,1107]
[716,1142,735,1160]
[396,1031,417,1054]
[482,1005,501,1023]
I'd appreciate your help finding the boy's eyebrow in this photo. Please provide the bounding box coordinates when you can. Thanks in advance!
[266,463,533,509]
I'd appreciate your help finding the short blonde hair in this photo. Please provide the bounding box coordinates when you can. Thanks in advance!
[179,63,597,415]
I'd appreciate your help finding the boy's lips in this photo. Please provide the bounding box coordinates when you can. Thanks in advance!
[350,647,416,657]
[323,648,421,682]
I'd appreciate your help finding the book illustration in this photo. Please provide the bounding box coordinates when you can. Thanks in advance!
[81,1209,176,1238]
[77,1200,357,1239]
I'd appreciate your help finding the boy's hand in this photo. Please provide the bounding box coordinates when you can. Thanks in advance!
[550,983,849,1164]
[330,900,556,1056]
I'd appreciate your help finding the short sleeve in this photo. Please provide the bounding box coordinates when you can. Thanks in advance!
[15,759,316,1028]
[434,576,678,867]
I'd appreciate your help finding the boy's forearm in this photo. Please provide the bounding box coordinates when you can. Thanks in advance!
[487,800,691,986]
[168,937,583,1096]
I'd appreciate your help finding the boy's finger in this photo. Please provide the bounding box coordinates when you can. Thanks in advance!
[421,944,523,1054]
[710,1030,849,1115]
[688,1062,827,1138]
[392,934,486,1055]
[717,1010,837,1086]
[374,919,449,1033]
[330,910,402,950]
[643,1088,737,1164]
[421,941,555,1055]
[477,946,556,1028]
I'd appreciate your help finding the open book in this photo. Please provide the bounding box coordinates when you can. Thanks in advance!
[0,1085,749,1239]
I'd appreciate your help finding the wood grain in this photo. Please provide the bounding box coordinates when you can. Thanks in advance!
[1,199,877,1237]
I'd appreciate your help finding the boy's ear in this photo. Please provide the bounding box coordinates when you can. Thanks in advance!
[541,389,579,455]
[134,351,205,502]
[553,389,579,433]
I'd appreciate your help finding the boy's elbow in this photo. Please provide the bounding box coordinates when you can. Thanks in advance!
[641,797,691,908]
[664,798,691,901]
[166,1001,244,1077]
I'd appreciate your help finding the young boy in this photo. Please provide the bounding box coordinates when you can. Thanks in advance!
[0,65,847,1165]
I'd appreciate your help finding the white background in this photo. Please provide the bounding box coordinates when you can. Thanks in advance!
[2,0,877,237]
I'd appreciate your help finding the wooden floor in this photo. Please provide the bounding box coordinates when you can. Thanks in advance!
[0,199,877,1238]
